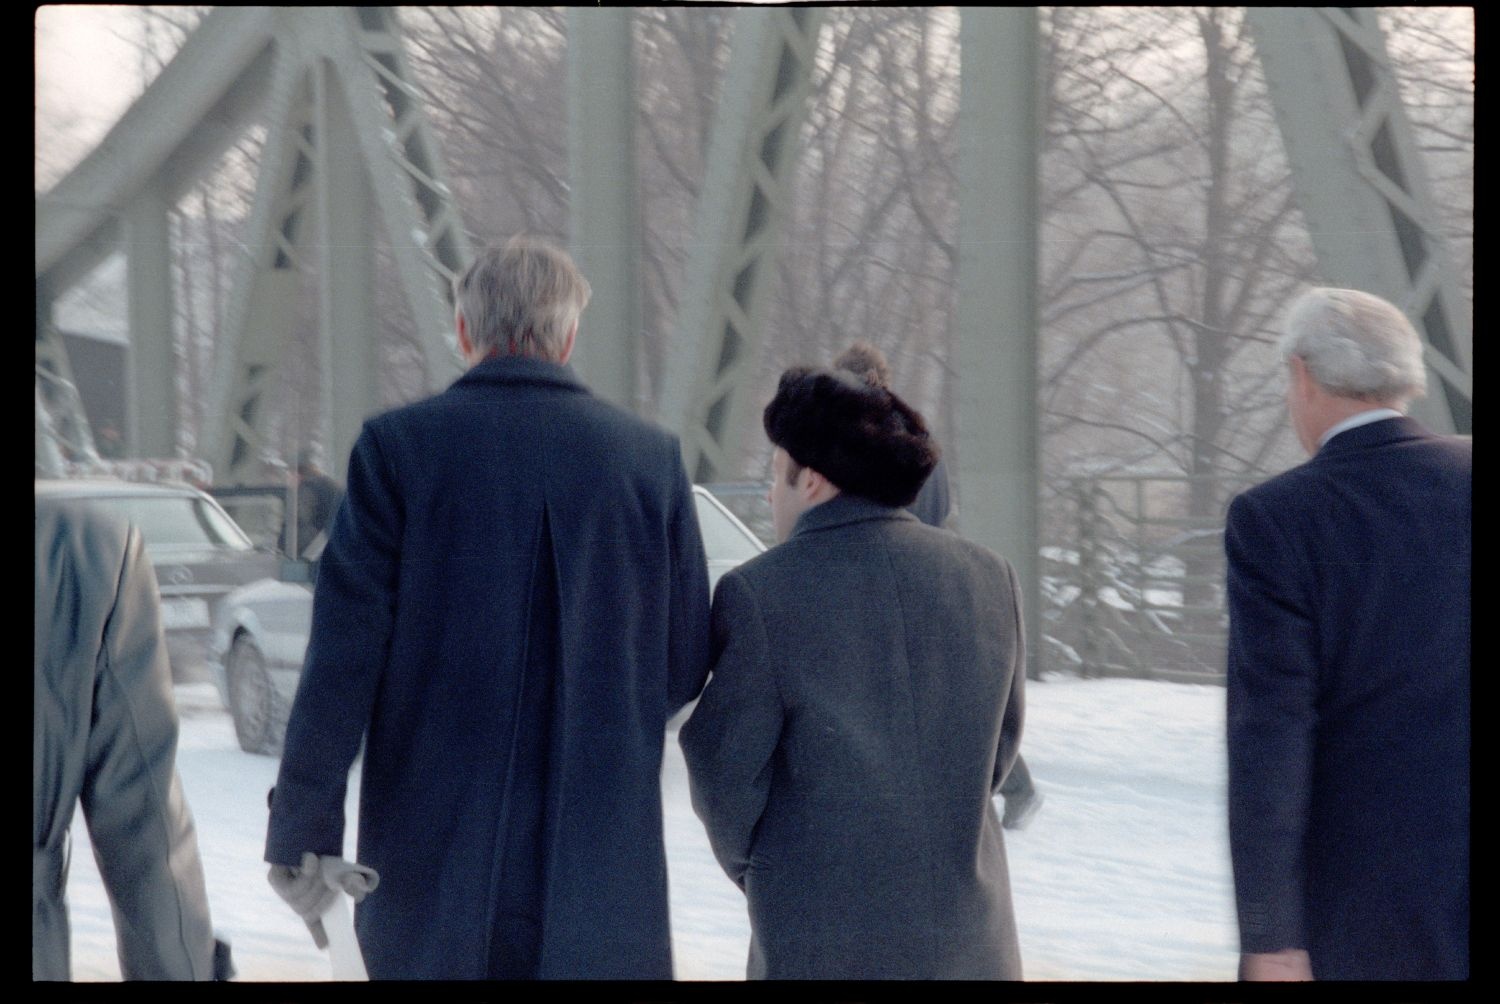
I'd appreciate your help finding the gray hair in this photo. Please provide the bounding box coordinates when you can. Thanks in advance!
[1279,287,1427,404]
[454,237,591,362]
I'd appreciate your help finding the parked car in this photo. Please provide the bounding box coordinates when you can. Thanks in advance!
[35,478,281,682]
[209,485,766,754]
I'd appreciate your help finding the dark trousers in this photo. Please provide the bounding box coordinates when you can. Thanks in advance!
[999,754,1034,801]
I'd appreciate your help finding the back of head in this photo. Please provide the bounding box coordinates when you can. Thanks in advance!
[454,236,592,362]
[832,341,892,390]
[1280,287,1427,405]
[763,367,938,508]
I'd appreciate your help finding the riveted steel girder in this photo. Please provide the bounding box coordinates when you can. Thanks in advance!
[568,7,640,411]
[42,8,472,481]
[956,7,1041,678]
[662,7,827,482]
[204,56,320,485]
[1248,7,1472,433]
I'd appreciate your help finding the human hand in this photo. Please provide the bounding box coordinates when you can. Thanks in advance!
[268,852,380,949]
[1239,948,1312,981]
[268,852,338,948]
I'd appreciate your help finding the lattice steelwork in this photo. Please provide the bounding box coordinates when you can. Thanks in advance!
[662,7,827,483]
[332,6,473,387]
[1249,7,1472,433]
[205,62,320,485]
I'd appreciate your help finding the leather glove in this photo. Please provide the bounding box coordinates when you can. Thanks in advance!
[268,852,380,949]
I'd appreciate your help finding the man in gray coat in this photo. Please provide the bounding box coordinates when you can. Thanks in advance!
[34,496,218,980]
[681,368,1026,979]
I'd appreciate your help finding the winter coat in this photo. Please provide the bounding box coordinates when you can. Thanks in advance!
[680,494,1025,979]
[265,355,711,979]
[1226,416,1469,979]
[34,498,216,980]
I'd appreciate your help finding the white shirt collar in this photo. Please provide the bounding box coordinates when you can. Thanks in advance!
[1318,408,1403,448]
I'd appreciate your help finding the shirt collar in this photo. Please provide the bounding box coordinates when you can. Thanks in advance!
[1318,408,1404,449]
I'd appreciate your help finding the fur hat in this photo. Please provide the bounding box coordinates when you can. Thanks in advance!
[763,367,939,508]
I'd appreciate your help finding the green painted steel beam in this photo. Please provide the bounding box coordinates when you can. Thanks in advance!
[956,7,1041,677]
[567,7,641,411]
[662,7,826,482]
[125,184,177,457]
[316,61,380,484]
[1248,7,1471,434]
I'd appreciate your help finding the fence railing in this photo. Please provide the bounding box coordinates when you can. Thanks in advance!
[1041,475,1259,685]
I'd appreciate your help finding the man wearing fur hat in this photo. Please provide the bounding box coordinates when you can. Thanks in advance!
[680,367,1026,979]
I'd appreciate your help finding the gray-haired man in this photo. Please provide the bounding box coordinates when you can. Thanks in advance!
[266,236,711,978]
[1226,288,1469,980]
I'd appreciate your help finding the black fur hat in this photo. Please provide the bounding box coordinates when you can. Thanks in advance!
[763,367,939,508]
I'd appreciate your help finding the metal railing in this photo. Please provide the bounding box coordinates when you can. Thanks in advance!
[1041,475,1259,685]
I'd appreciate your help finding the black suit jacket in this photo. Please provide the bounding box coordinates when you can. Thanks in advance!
[1225,416,1469,980]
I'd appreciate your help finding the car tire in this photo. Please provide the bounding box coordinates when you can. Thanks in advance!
[226,634,287,756]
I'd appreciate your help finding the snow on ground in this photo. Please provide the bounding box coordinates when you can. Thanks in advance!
[64,675,1237,981]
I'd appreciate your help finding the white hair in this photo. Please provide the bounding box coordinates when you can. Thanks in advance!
[1279,287,1427,404]
[454,237,591,362]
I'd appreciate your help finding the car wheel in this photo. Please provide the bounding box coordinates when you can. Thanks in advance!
[226,634,287,756]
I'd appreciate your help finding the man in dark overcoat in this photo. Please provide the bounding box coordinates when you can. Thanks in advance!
[264,237,712,979]
[681,368,1026,979]
[1226,287,1469,981]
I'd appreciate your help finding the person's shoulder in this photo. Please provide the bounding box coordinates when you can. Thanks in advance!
[1229,459,1320,515]
[1426,431,1472,467]
[35,494,132,551]
[577,393,680,447]
[716,539,816,603]
[891,517,1010,568]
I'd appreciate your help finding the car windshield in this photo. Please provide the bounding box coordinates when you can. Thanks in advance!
[91,495,254,552]
[694,493,762,563]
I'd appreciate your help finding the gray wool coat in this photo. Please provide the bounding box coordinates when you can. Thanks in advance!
[680,494,1026,979]
[34,498,216,981]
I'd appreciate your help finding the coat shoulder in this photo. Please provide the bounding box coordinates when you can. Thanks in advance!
[368,381,682,460]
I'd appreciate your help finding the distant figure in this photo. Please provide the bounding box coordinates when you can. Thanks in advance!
[1226,288,1469,981]
[832,340,1043,831]
[292,451,342,559]
[682,367,1026,978]
[34,496,220,980]
[264,237,711,978]
[95,424,124,460]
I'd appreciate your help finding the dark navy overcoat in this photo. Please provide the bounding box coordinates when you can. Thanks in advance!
[266,356,711,979]
[1226,416,1469,979]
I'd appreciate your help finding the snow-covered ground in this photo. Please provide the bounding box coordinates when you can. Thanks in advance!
[63,675,1238,981]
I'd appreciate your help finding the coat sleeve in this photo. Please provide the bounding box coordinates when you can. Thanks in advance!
[678,571,783,890]
[1224,491,1316,954]
[81,525,215,980]
[992,556,1027,793]
[666,454,712,716]
[267,425,403,865]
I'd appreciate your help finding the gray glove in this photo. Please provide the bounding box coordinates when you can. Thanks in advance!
[268,852,380,949]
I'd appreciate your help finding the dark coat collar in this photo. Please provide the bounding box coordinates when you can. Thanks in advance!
[1315,414,1430,458]
[450,355,589,394]
[791,492,917,540]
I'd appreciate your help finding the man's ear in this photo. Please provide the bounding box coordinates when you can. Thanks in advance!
[456,312,473,362]
[1289,355,1316,402]
[798,464,827,501]
[559,319,579,364]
